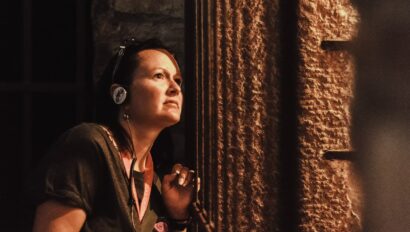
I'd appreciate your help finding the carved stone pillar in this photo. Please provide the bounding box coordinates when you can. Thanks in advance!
[193,0,361,231]
[191,0,282,231]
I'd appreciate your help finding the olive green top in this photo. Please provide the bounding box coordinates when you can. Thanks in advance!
[31,123,167,231]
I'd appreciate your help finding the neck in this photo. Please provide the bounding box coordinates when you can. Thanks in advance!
[119,118,162,172]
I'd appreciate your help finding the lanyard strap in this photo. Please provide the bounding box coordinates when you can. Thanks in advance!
[99,125,154,222]
[122,151,154,222]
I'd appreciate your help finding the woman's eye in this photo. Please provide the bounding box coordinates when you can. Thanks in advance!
[175,78,183,86]
[154,73,165,79]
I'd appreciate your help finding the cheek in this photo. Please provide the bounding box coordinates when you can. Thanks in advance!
[132,85,163,106]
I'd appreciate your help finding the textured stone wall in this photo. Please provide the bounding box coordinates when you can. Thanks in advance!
[297,1,360,231]
[204,0,362,231]
[213,0,281,231]
[211,0,279,231]
[91,0,184,80]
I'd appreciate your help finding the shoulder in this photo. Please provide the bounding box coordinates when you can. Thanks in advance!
[46,123,111,159]
[64,123,105,138]
[59,123,108,145]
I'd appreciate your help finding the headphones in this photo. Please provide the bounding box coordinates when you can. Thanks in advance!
[112,85,127,105]
[110,38,178,105]
[111,39,135,105]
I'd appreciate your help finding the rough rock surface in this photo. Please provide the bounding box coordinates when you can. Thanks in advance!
[297,1,360,231]
[91,0,184,81]
[213,0,281,231]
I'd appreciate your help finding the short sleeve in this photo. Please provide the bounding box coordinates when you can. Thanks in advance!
[30,124,105,215]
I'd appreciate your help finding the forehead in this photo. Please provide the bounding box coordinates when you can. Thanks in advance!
[136,49,179,74]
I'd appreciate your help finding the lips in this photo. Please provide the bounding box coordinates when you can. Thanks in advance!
[164,100,179,108]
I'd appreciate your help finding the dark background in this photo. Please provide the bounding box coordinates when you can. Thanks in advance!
[1,1,93,230]
[1,1,189,230]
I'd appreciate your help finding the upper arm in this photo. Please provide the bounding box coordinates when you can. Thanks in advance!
[30,125,105,231]
[31,125,105,215]
[33,200,86,232]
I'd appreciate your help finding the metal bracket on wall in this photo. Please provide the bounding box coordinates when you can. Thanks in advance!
[321,40,353,51]
[323,150,355,161]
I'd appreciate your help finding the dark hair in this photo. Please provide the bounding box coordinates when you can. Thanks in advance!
[94,38,176,152]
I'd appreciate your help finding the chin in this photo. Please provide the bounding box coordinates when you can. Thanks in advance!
[159,115,181,127]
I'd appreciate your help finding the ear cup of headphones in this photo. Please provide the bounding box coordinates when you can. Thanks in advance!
[112,86,127,105]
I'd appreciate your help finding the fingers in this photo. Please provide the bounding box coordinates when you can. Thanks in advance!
[171,163,183,174]
[171,164,195,187]
[177,168,194,187]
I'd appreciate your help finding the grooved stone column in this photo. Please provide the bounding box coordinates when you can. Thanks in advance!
[297,1,360,231]
[213,0,280,231]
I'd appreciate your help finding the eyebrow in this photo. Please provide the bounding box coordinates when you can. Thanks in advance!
[154,67,183,80]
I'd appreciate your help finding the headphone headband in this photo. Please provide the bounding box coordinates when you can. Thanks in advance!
[111,45,126,83]
[111,38,138,84]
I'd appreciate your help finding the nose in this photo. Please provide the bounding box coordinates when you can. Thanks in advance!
[166,79,182,96]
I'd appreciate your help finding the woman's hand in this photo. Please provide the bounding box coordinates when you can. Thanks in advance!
[161,163,195,220]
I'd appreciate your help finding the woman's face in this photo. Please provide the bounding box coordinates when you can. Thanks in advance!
[124,49,183,128]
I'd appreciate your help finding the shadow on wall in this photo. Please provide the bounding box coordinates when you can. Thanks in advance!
[352,0,410,231]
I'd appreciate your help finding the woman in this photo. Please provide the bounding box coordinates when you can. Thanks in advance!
[30,38,194,231]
